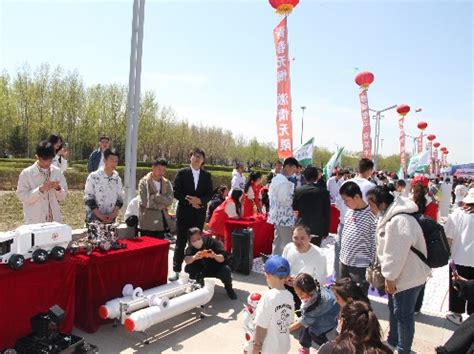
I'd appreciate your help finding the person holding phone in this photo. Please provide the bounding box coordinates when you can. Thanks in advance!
[16,141,68,224]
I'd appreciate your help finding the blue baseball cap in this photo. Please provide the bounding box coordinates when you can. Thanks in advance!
[264,256,290,276]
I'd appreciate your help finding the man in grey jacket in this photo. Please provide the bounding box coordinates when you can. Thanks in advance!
[87,135,110,173]
[138,159,174,239]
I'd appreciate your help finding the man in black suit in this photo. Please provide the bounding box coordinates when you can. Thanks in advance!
[292,166,330,247]
[169,148,213,281]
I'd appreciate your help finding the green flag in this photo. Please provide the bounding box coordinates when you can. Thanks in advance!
[293,138,314,167]
[323,147,345,179]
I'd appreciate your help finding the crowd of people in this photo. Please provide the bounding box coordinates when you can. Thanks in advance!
[14,135,474,353]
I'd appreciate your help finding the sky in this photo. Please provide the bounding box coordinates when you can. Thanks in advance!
[1,0,473,164]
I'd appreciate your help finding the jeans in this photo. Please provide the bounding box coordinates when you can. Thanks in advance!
[299,326,332,348]
[340,263,369,296]
[333,223,344,281]
[388,284,424,354]
[415,284,425,313]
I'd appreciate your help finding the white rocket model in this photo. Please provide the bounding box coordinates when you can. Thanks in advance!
[124,278,216,332]
[99,273,191,322]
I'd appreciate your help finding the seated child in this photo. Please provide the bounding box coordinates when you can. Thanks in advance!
[289,273,340,353]
[253,256,295,354]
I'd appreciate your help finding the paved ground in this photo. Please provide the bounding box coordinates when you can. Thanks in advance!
[73,237,459,353]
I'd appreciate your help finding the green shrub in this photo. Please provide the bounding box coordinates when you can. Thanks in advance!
[0,164,241,190]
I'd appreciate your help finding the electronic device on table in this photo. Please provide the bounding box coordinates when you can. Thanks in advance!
[10,305,98,354]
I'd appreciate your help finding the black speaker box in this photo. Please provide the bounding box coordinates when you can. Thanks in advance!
[231,228,254,275]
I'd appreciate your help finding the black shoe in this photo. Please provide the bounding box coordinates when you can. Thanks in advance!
[225,287,237,300]
[168,272,179,282]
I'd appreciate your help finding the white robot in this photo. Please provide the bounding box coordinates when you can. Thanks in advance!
[242,292,262,353]
[0,222,72,270]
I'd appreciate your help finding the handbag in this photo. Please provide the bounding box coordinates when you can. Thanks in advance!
[366,261,386,296]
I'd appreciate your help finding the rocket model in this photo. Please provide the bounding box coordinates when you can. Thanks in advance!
[99,273,191,322]
[124,278,216,332]
[99,273,216,333]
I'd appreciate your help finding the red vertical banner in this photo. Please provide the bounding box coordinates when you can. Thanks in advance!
[399,117,406,172]
[417,132,423,153]
[433,149,439,174]
[428,141,433,174]
[273,17,293,158]
[359,89,372,159]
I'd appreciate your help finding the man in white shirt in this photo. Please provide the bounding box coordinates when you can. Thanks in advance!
[268,157,299,256]
[439,177,453,218]
[230,162,245,193]
[444,188,474,325]
[84,148,124,223]
[333,158,375,280]
[454,179,469,207]
[283,225,327,310]
[16,141,68,224]
[327,170,344,203]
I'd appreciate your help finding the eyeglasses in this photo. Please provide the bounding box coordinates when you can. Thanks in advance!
[192,154,203,159]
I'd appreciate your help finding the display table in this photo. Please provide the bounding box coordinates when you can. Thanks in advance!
[0,256,76,351]
[224,215,274,257]
[72,237,169,333]
[329,204,340,234]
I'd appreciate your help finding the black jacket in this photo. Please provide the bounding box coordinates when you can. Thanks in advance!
[174,167,213,228]
[293,182,330,238]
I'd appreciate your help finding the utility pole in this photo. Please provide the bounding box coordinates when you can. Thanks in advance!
[124,0,146,208]
[300,105,306,145]
[369,105,397,168]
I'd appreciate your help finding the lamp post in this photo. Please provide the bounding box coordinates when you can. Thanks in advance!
[368,105,397,169]
[300,105,306,145]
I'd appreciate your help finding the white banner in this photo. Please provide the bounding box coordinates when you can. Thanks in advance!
[293,138,314,167]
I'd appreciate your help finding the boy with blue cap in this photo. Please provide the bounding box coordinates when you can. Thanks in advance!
[252,256,295,354]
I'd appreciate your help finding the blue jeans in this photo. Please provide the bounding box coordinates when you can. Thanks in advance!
[333,223,344,281]
[388,284,424,354]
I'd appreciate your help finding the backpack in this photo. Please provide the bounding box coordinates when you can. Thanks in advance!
[395,213,451,268]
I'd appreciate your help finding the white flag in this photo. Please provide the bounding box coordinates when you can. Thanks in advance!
[293,138,314,167]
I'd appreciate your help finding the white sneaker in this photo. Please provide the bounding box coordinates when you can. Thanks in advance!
[446,313,463,326]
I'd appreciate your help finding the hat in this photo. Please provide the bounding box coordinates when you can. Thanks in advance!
[264,256,290,276]
[463,188,474,204]
[412,175,429,188]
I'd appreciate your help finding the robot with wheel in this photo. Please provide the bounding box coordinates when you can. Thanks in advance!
[0,222,72,270]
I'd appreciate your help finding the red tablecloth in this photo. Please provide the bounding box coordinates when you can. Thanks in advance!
[329,204,340,234]
[0,255,76,351]
[224,215,274,257]
[72,237,169,333]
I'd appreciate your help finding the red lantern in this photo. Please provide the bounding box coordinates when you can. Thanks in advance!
[269,0,299,15]
[433,142,440,148]
[355,71,374,89]
[397,104,410,117]
[417,122,428,131]
[427,134,436,141]
[440,146,447,152]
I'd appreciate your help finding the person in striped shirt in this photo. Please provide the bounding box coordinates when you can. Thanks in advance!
[338,181,376,295]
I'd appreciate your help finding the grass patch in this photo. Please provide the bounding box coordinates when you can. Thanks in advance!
[0,190,87,231]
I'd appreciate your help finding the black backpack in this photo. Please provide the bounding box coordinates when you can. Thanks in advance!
[396,213,451,268]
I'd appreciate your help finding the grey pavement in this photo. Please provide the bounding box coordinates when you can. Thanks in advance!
[73,238,459,353]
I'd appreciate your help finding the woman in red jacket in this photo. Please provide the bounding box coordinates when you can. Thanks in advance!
[208,189,243,237]
[242,172,263,217]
